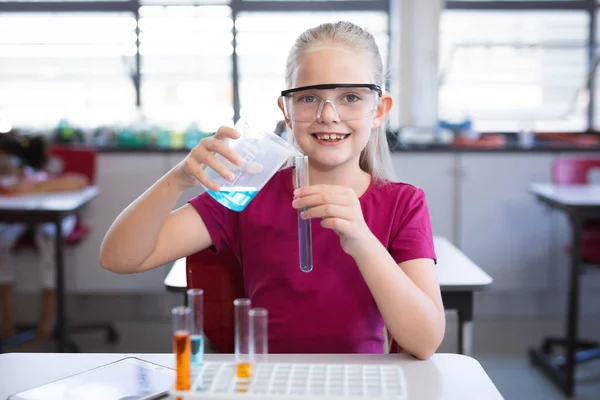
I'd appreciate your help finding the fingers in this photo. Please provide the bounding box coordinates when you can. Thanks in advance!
[294,184,352,198]
[184,158,219,192]
[300,204,353,221]
[293,192,353,209]
[319,217,351,232]
[184,125,245,189]
[194,144,236,182]
[202,136,244,166]
[214,125,241,140]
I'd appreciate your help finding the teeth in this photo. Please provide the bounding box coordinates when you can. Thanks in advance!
[316,134,346,141]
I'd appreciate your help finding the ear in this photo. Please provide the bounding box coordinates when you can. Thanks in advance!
[372,93,393,129]
[277,97,292,130]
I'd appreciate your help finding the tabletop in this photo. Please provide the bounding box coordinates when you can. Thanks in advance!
[530,183,600,208]
[165,236,493,292]
[0,186,100,212]
[434,236,493,291]
[0,352,503,400]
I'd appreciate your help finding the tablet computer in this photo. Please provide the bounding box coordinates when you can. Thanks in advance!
[7,357,175,400]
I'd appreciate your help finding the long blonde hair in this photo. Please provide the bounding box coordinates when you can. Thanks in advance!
[283,21,396,181]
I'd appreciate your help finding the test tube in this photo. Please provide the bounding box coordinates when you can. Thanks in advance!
[187,289,204,367]
[295,155,313,272]
[172,306,192,391]
[249,308,268,363]
[234,298,252,378]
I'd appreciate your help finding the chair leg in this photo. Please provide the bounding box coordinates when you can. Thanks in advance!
[0,327,36,353]
[0,283,16,340]
[37,288,55,339]
[556,347,600,368]
[542,337,599,354]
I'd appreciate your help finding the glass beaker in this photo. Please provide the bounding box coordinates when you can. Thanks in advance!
[202,120,302,212]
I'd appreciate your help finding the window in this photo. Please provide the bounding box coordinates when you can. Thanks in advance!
[138,5,233,132]
[0,12,137,129]
[439,10,588,132]
[0,1,390,134]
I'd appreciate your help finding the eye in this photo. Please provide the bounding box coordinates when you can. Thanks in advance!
[299,95,318,104]
[343,94,360,103]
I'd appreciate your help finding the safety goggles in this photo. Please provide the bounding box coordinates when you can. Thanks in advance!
[281,83,382,122]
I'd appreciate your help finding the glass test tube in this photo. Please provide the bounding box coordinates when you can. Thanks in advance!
[249,308,268,363]
[234,298,252,378]
[172,306,192,391]
[187,289,204,367]
[295,155,313,272]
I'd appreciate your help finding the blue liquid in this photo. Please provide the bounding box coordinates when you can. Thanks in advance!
[191,334,204,366]
[207,187,259,212]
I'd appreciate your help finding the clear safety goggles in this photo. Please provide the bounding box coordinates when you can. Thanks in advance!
[281,83,382,122]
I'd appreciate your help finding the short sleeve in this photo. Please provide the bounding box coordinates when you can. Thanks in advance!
[188,192,238,254]
[389,188,437,265]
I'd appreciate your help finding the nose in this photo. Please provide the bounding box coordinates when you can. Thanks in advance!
[316,99,340,124]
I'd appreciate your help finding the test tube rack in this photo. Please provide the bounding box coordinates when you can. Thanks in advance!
[170,361,407,399]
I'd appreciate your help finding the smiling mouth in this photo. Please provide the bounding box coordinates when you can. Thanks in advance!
[311,133,350,142]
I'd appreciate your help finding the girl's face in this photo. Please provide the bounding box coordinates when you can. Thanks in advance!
[278,47,391,171]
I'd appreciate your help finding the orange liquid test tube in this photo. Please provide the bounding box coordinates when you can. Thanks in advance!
[172,306,192,391]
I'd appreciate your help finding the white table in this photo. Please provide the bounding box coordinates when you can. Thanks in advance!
[0,352,504,400]
[530,183,600,208]
[164,236,493,356]
[0,187,100,353]
[529,183,600,397]
[0,186,99,212]
[434,236,493,356]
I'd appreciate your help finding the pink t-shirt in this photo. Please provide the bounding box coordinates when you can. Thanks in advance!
[189,167,436,354]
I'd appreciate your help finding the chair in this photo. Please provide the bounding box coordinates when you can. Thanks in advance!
[552,157,600,264]
[1,145,118,352]
[186,249,244,353]
[14,145,97,248]
[185,249,404,354]
[541,156,600,364]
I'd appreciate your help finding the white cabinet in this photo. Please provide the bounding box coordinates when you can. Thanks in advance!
[72,153,170,292]
[391,153,456,242]
[457,154,553,292]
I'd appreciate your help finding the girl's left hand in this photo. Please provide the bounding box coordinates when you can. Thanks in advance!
[292,185,376,257]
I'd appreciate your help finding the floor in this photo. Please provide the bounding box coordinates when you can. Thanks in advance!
[4,320,599,400]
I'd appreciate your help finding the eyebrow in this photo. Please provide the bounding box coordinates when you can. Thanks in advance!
[281,84,382,97]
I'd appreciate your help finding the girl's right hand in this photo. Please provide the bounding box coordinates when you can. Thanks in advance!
[173,126,244,191]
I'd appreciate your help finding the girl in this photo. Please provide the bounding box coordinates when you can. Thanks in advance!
[101,21,445,359]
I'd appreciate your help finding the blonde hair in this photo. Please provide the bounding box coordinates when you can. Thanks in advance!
[284,21,396,181]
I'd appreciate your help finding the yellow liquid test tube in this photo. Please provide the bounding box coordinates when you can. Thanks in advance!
[234,298,253,379]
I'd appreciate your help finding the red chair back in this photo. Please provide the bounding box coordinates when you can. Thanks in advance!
[48,145,98,244]
[553,156,600,264]
[186,249,244,353]
[48,146,97,184]
[552,157,600,185]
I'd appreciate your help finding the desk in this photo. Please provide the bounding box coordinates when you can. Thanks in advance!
[164,236,493,356]
[529,183,600,397]
[0,187,99,353]
[0,352,503,399]
[434,236,493,355]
